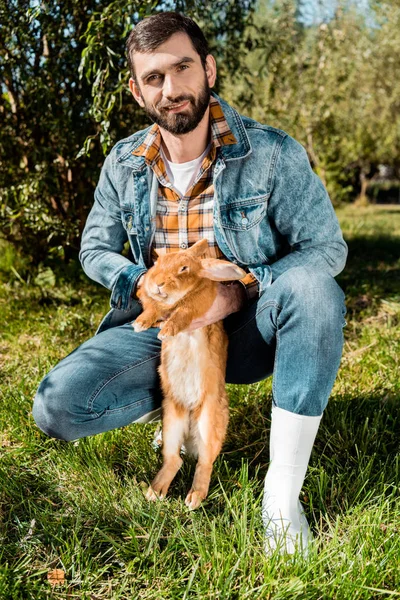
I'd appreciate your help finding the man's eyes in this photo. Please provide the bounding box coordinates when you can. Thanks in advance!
[146,65,189,83]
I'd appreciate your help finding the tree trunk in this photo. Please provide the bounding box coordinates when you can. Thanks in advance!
[356,168,370,205]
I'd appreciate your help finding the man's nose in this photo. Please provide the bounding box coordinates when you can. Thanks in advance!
[162,74,181,100]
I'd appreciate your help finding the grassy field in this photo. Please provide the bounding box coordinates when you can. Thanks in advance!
[0,205,399,599]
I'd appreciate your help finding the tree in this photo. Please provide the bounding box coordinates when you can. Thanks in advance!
[1,0,114,264]
[222,0,400,204]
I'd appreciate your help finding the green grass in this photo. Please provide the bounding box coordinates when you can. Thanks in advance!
[0,204,399,599]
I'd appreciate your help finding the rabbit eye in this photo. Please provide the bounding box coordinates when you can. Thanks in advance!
[179,265,189,274]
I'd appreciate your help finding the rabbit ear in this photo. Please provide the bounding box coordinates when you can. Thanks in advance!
[185,239,209,257]
[199,258,247,281]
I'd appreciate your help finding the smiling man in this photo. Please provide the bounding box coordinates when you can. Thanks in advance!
[33,12,347,556]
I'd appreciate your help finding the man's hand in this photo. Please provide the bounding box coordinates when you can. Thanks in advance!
[132,274,145,300]
[186,282,246,331]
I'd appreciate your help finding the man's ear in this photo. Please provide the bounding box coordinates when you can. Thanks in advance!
[129,77,145,107]
[204,54,217,88]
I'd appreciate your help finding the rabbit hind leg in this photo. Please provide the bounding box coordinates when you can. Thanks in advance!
[185,391,229,510]
[146,398,189,501]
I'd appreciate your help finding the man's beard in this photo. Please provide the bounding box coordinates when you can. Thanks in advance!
[141,77,211,135]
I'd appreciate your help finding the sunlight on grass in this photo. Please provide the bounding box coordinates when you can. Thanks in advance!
[0,205,399,598]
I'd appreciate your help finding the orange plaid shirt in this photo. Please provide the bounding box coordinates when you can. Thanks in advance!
[132,96,258,300]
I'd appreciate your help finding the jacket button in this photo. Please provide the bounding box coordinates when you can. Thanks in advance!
[241,217,249,225]
[180,243,187,249]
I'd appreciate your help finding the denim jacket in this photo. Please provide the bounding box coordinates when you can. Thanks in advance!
[80,93,347,332]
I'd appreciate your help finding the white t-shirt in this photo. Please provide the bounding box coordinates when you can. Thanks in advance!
[160,145,211,197]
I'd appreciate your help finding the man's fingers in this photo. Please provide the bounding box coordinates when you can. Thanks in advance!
[185,319,204,332]
[183,287,238,332]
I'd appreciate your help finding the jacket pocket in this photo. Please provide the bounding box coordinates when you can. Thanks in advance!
[219,196,271,265]
[220,196,268,231]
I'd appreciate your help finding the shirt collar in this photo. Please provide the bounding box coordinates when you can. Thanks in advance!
[132,96,237,164]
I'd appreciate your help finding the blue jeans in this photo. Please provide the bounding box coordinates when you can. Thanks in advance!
[33,267,346,441]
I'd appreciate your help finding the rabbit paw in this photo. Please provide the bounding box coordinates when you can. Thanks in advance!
[145,485,165,502]
[184,489,205,510]
[133,317,153,332]
[157,322,181,339]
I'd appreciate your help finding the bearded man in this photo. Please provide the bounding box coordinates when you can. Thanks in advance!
[33,12,347,556]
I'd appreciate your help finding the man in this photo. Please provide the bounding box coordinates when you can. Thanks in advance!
[33,12,347,556]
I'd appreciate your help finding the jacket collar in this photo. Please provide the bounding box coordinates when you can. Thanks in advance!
[212,93,251,160]
[117,92,251,170]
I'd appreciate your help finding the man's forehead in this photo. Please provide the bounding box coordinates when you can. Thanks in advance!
[133,32,201,76]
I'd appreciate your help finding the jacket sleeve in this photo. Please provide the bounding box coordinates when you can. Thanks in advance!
[250,135,347,293]
[79,152,146,310]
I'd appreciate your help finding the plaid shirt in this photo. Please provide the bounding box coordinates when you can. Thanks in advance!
[132,96,258,300]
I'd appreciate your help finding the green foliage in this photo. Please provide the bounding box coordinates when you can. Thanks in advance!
[0,0,107,264]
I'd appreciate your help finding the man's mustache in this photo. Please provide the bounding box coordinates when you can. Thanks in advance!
[157,96,194,110]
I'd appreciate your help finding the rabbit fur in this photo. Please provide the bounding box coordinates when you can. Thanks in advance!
[133,239,246,509]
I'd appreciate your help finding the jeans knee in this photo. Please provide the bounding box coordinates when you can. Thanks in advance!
[32,377,74,441]
[279,267,346,325]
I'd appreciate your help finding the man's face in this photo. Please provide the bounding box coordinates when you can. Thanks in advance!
[129,32,216,135]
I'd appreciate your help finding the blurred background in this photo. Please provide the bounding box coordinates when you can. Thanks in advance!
[1,0,399,269]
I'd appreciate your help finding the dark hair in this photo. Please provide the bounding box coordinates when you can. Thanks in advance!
[126,12,209,80]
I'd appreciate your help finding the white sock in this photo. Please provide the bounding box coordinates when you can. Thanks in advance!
[262,405,322,555]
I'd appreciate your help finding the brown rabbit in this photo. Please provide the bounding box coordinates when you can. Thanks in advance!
[133,239,246,509]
